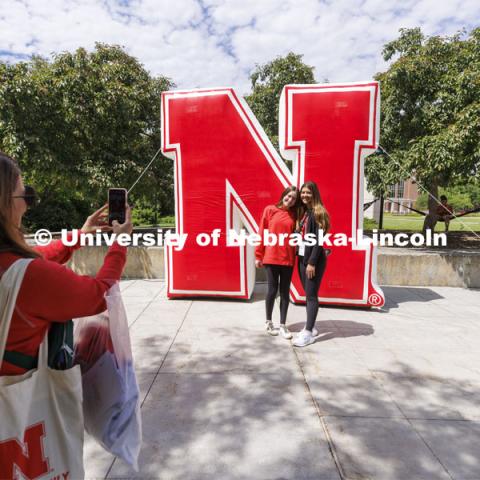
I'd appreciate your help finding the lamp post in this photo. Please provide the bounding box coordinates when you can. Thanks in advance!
[373,146,387,231]
[379,195,384,230]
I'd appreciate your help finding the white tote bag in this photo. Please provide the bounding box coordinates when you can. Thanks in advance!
[0,259,85,480]
[74,283,142,471]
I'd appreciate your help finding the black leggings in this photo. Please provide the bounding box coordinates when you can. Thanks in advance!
[298,253,327,331]
[264,264,293,325]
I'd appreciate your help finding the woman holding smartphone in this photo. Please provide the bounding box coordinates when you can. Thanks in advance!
[255,186,298,339]
[0,151,132,376]
[293,181,330,347]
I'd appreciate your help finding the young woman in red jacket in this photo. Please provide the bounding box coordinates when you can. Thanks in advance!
[0,151,132,376]
[255,186,298,339]
[293,181,330,347]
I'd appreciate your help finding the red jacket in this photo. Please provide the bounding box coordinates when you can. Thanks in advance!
[255,205,296,266]
[0,232,126,376]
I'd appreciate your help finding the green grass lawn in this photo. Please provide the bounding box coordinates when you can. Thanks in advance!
[381,213,480,232]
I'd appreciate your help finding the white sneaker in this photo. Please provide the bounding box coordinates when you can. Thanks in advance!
[293,330,315,347]
[302,327,319,337]
[279,325,293,339]
[265,321,278,336]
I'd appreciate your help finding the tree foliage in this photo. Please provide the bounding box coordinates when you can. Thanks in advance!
[3,36,478,230]
[0,44,174,231]
[415,183,480,211]
[366,27,480,216]
[245,52,316,148]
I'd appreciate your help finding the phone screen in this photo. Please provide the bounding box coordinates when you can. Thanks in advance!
[108,189,127,225]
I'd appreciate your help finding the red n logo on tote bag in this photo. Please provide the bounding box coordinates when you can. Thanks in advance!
[0,422,50,479]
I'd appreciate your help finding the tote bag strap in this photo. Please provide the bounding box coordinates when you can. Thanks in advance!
[0,258,34,370]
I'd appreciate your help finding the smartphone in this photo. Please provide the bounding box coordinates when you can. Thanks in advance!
[108,188,127,226]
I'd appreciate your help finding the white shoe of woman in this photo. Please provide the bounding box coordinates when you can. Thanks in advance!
[265,321,279,336]
[279,324,293,339]
[302,327,319,337]
[293,329,315,347]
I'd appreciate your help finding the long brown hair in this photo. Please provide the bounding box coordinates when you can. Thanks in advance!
[275,185,299,214]
[298,181,330,232]
[0,152,40,258]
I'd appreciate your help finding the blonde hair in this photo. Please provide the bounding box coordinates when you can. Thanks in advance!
[299,181,330,232]
[0,152,40,258]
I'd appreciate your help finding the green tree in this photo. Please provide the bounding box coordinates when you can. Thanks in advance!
[245,52,316,148]
[365,28,480,229]
[415,183,480,211]
[0,44,175,231]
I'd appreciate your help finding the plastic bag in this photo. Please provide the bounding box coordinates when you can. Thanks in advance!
[74,283,142,471]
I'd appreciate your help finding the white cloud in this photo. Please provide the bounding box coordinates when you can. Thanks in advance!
[0,0,478,94]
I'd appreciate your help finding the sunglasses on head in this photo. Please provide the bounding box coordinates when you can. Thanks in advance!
[13,185,37,208]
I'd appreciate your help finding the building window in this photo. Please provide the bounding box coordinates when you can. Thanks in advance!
[388,182,405,199]
[397,182,404,199]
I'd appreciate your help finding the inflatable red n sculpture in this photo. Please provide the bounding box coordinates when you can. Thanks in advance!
[161,82,385,308]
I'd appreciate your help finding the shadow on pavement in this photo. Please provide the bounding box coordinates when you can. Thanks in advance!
[381,286,445,311]
[108,330,341,479]
[311,362,480,480]
[289,320,375,343]
[111,338,480,480]
[256,284,446,312]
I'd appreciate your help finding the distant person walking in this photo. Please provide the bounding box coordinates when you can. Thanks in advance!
[256,186,298,339]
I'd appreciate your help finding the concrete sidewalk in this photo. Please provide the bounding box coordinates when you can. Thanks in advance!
[84,281,480,480]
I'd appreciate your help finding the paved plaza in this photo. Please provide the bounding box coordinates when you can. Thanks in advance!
[84,280,480,480]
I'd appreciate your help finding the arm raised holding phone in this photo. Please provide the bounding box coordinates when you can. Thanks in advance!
[0,150,134,376]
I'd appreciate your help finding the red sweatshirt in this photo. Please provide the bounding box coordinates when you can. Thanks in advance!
[0,232,127,376]
[255,205,296,266]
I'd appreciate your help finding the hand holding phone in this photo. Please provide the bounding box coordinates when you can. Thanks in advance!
[112,205,133,236]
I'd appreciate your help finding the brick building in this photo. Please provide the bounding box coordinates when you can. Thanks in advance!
[384,180,419,214]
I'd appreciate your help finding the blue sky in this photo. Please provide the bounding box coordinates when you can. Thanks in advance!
[0,0,478,93]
